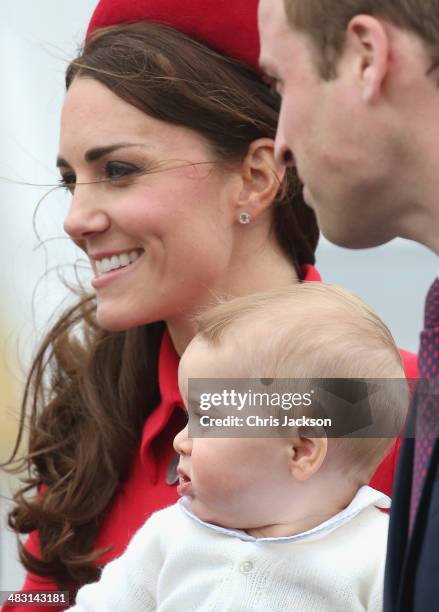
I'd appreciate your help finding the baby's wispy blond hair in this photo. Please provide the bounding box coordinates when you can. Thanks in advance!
[191,282,408,482]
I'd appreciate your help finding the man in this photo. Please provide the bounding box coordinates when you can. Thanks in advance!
[258,1,439,611]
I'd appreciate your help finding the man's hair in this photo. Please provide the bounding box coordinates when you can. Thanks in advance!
[283,0,439,79]
[194,283,408,482]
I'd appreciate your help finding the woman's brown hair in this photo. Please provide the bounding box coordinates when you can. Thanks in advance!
[4,22,319,591]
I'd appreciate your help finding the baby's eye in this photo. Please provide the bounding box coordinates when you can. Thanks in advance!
[58,172,76,194]
[105,161,142,181]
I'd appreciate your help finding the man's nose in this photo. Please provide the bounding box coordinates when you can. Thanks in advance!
[278,145,295,167]
[63,183,110,241]
[274,106,296,169]
[274,135,295,168]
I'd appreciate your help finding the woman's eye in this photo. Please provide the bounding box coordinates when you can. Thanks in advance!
[105,161,142,181]
[57,162,142,194]
[58,173,76,194]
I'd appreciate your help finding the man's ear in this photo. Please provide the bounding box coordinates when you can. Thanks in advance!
[288,433,328,481]
[344,15,390,104]
[236,138,286,220]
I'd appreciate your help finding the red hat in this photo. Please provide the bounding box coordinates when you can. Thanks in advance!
[86,0,260,72]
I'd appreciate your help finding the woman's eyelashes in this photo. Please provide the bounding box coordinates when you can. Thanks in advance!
[58,160,145,194]
[105,161,144,180]
[58,171,76,193]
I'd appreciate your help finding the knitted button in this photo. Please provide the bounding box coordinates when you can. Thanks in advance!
[239,561,254,574]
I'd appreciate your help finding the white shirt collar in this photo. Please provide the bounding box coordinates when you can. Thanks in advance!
[178,485,390,544]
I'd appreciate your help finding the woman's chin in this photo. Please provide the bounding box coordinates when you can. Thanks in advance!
[95,307,155,332]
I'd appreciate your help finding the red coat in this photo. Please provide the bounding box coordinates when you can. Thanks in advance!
[2,265,418,611]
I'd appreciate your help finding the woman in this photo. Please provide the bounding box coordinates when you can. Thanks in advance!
[3,1,416,610]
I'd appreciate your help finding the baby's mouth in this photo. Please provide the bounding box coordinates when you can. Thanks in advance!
[177,467,192,495]
[177,469,191,486]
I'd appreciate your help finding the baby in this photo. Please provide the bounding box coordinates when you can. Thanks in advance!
[68,283,408,612]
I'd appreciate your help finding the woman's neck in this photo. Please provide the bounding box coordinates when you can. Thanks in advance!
[167,249,300,355]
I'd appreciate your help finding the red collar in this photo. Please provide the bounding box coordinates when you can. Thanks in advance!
[139,329,183,479]
[157,329,181,406]
[140,263,322,473]
[301,263,321,282]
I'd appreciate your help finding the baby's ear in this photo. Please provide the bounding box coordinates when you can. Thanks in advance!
[288,433,327,481]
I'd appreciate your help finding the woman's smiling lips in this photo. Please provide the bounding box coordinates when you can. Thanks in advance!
[90,248,145,289]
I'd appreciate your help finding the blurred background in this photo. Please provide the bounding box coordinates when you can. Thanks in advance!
[1,0,438,593]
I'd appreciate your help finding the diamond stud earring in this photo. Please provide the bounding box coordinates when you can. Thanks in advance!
[239,212,251,225]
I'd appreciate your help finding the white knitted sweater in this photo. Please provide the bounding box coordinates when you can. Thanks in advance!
[68,486,389,612]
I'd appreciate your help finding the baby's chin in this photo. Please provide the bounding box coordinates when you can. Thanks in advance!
[188,499,258,531]
[188,500,226,526]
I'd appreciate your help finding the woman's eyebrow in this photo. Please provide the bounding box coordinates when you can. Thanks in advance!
[56,142,145,168]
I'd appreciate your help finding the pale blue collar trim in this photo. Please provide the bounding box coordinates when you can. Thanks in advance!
[178,485,390,543]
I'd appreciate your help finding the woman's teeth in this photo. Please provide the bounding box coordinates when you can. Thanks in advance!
[95,249,143,276]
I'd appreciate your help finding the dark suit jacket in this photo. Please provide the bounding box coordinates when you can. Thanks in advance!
[385,400,439,611]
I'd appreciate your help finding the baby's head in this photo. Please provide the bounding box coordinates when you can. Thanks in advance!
[174,283,407,536]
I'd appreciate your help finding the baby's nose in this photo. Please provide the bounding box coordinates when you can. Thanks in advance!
[173,424,192,455]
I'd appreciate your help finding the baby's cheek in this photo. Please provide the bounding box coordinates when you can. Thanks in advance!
[214,469,249,500]
[192,445,248,498]
[193,463,227,495]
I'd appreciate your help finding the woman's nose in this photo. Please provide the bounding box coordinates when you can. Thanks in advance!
[63,184,110,241]
[174,424,192,456]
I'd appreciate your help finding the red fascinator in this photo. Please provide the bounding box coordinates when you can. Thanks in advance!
[86,0,260,72]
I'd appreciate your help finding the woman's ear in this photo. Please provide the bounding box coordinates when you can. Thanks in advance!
[288,433,328,481]
[236,138,286,220]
